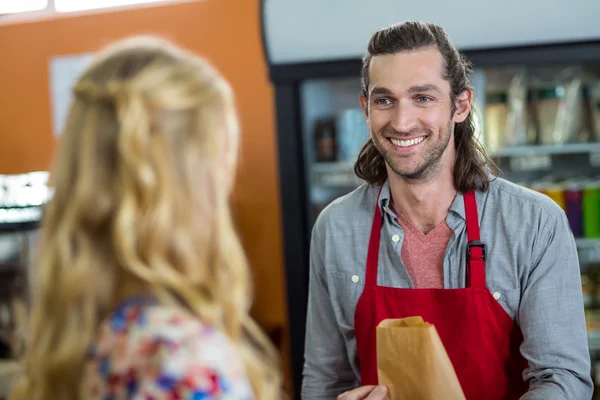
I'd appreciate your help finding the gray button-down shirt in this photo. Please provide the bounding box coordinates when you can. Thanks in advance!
[302,177,592,400]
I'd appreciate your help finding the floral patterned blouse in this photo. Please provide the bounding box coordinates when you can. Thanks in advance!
[83,298,254,399]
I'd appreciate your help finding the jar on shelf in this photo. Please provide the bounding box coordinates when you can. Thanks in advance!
[505,82,529,147]
[501,70,539,147]
[484,92,507,153]
[537,78,585,145]
[537,86,566,145]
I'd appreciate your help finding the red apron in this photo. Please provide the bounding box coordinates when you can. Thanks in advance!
[354,190,529,399]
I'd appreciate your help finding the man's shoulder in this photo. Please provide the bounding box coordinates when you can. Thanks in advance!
[488,177,566,221]
[312,183,379,237]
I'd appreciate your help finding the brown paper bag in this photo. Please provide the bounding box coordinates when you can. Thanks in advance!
[376,317,466,400]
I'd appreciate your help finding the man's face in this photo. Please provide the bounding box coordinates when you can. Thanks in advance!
[360,47,471,183]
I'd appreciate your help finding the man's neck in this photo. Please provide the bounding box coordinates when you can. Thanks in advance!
[388,167,457,235]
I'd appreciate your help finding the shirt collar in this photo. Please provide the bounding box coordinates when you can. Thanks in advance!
[377,178,490,222]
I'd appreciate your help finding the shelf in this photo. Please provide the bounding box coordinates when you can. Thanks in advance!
[579,240,600,265]
[311,162,361,188]
[0,221,40,234]
[491,143,600,158]
[0,206,43,233]
[577,239,600,249]
[590,337,600,352]
[314,143,600,181]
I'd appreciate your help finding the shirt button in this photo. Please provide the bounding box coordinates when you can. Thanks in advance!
[493,292,501,300]
[391,234,400,243]
[351,275,360,283]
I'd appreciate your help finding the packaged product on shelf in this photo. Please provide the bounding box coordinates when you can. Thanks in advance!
[504,71,531,146]
[314,118,337,162]
[586,309,600,341]
[484,92,507,153]
[545,184,566,211]
[562,69,586,142]
[583,182,600,238]
[337,108,368,162]
[529,181,548,195]
[537,70,585,145]
[537,86,565,145]
[565,182,584,238]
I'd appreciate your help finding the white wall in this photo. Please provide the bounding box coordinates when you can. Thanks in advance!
[264,0,600,64]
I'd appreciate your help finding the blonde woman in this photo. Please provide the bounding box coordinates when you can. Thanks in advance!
[10,36,281,400]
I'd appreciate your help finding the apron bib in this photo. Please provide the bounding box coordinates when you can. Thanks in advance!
[354,190,529,399]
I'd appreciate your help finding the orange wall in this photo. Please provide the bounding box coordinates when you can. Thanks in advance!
[0,0,288,381]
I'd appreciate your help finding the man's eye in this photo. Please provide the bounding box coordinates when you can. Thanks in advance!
[417,96,432,103]
[375,98,391,105]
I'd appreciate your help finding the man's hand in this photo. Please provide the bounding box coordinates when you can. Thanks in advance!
[337,385,388,400]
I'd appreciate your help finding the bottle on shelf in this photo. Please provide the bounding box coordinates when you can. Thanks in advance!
[521,177,600,240]
[314,118,337,163]
[583,182,600,239]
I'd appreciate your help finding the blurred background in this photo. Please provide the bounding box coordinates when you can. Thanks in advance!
[0,0,599,399]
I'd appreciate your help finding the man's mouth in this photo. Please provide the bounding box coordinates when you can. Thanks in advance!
[389,136,426,148]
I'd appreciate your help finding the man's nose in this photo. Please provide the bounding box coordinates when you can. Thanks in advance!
[390,102,417,134]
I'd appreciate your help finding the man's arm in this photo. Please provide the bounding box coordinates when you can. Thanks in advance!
[302,223,358,399]
[519,208,593,400]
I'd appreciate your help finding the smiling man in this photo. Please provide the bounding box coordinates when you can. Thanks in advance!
[302,21,592,400]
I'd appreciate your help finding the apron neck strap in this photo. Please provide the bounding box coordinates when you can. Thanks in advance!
[463,191,486,288]
[365,186,384,288]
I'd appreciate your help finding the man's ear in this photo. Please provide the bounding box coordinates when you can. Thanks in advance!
[359,93,369,118]
[453,89,472,123]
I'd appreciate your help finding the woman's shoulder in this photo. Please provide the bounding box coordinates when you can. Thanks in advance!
[85,300,253,399]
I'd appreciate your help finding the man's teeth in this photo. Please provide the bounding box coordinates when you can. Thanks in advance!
[390,137,425,147]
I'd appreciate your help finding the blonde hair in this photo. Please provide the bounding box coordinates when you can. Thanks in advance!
[11,36,281,399]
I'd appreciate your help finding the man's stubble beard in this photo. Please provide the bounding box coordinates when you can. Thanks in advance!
[373,119,454,185]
